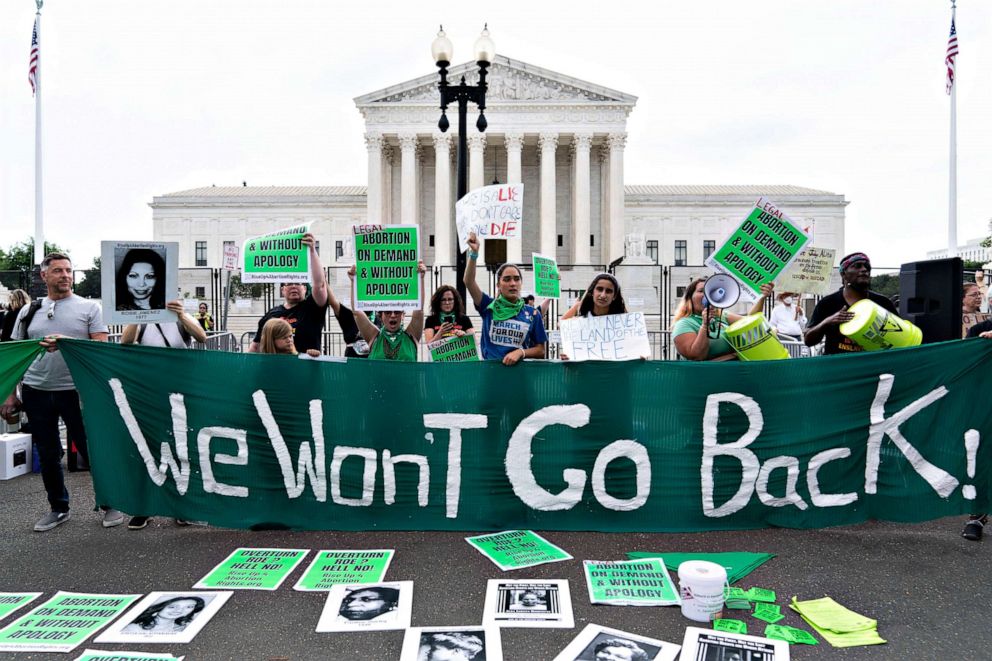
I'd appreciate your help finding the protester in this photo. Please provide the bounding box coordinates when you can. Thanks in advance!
[349,262,427,362]
[248,232,328,354]
[115,248,167,312]
[804,252,897,354]
[961,316,992,541]
[420,632,484,661]
[769,290,806,341]
[561,273,627,319]
[337,587,399,622]
[1,289,30,342]
[593,637,650,661]
[463,232,546,364]
[194,302,214,332]
[523,293,552,321]
[424,285,474,343]
[672,277,770,361]
[0,253,124,531]
[257,318,320,357]
[962,282,988,338]
[122,596,205,634]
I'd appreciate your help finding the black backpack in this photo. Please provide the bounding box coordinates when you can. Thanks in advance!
[16,300,44,339]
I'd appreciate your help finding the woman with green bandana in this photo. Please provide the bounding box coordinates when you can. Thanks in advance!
[464,232,547,364]
[349,261,427,361]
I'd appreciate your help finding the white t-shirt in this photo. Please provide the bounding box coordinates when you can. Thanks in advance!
[138,322,190,349]
[770,303,806,338]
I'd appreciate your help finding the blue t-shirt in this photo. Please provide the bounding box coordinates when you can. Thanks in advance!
[475,293,548,361]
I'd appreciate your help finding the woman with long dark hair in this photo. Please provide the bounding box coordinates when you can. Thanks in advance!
[423,285,474,343]
[122,596,206,633]
[561,273,627,320]
[115,248,166,311]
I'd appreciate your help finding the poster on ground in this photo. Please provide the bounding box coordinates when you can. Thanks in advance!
[681,626,789,661]
[552,624,680,661]
[241,223,312,283]
[0,591,141,654]
[101,241,179,325]
[353,225,420,311]
[400,626,503,661]
[428,334,480,362]
[482,579,573,629]
[776,246,836,296]
[583,559,681,606]
[315,581,413,633]
[193,548,309,590]
[74,651,184,661]
[466,530,572,571]
[455,183,523,252]
[94,591,232,645]
[532,253,560,298]
[293,550,394,591]
[559,312,650,361]
[705,197,810,303]
[0,593,42,623]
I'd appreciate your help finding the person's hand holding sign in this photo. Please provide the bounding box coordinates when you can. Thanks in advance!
[467,232,480,256]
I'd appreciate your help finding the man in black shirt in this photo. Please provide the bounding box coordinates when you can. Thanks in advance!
[805,251,898,355]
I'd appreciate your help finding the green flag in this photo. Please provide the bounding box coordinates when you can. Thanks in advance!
[0,340,46,401]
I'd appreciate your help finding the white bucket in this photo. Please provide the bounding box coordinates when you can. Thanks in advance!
[678,560,727,622]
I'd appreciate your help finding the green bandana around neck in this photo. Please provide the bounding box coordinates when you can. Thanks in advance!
[488,295,525,322]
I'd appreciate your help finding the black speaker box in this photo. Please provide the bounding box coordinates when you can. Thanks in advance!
[898,257,962,343]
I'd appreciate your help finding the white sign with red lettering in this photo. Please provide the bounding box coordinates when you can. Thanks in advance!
[455,183,524,252]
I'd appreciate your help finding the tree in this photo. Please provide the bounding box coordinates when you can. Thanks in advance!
[0,238,71,271]
[74,257,102,299]
[870,273,899,300]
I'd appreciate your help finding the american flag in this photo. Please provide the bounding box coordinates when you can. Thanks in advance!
[945,16,959,95]
[28,16,39,95]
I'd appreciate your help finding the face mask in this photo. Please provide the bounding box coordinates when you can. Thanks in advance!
[783,297,794,305]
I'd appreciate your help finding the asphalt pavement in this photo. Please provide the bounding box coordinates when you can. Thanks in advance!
[0,468,989,661]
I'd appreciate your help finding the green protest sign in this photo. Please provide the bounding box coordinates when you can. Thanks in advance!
[0,592,140,654]
[466,531,572,570]
[293,550,394,591]
[242,223,311,283]
[193,548,308,590]
[428,334,480,362]
[74,651,183,661]
[353,225,420,311]
[706,197,810,302]
[532,253,560,298]
[583,558,681,606]
[56,338,992,533]
[0,594,41,623]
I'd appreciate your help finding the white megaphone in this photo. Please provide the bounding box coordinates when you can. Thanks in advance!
[702,274,741,338]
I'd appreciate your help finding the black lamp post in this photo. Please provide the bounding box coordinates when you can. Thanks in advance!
[432,25,495,302]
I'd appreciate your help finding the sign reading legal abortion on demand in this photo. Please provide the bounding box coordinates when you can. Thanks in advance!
[242,223,312,283]
[353,225,420,311]
[428,334,480,362]
[776,246,836,296]
[560,312,650,361]
[455,183,523,252]
[705,198,810,302]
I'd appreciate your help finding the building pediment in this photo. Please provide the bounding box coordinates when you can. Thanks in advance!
[355,55,636,107]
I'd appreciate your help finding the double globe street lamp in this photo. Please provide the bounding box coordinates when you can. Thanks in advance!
[432,25,496,301]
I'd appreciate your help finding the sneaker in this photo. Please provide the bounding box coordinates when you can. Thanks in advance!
[34,511,70,532]
[102,509,125,528]
[128,516,151,530]
[174,519,207,527]
[962,517,986,541]
[174,518,191,526]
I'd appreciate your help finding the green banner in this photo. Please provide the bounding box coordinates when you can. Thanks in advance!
[532,253,560,298]
[241,223,310,283]
[293,550,394,591]
[0,592,140,653]
[466,531,572,570]
[0,594,41,623]
[428,334,480,362]
[353,225,419,310]
[57,338,992,532]
[1,340,46,401]
[583,558,680,606]
[193,548,308,590]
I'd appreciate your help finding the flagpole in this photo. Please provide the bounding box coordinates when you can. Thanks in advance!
[948,1,958,257]
[33,1,44,267]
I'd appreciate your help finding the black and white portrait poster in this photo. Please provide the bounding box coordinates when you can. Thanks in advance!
[483,579,573,629]
[315,581,412,633]
[680,627,789,661]
[552,624,680,661]
[94,591,232,645]
[101,241,179,325]
[400,626,503,661]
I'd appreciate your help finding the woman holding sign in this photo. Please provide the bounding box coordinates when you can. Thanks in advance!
[463,233,546,364]
[561,273,628,320]
[672,278,770,361]
[349,262,427,362]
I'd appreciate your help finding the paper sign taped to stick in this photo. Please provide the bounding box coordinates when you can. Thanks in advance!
[455,183,523,252]
[705,197,810,303]
[294,550,394,591]
[242,223,311,283]
[776,246,836,296]
[532,253,560,298]
[0,591,141,653]
[560,312,650,361]
[353,225,420,311]
[428,334,480,362]
[222,242,240,271]
[193,547,309,590]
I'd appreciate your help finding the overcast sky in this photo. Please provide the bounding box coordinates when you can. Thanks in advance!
[2,0,990,270]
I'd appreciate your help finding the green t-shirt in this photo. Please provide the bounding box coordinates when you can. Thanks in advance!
[368,329,418,362]
[672,313,735,360]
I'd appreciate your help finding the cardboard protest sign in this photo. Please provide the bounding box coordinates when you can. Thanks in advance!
[428,334,480,362]
[400,626,503,661]
[293,550,394,591]
[316,581,413,632]
[776,246,836,296]
[552,624,681,661]
[94,591,232,645]
[482,580,573,629]
[583,559,681,606]
[242,222,311,283]
[466,530,572,571]
[560,312,650,361]
[0,592,141,653]
[74,651,184,661]
[222,242,240,271]
[455,183,523,252]
[681,627,789,661]
[532,253,560,298]
[101,241,179,325]
[705,197,810,303]
[193,548,309,590]
[353,225,420,311]
[0,594,41,623]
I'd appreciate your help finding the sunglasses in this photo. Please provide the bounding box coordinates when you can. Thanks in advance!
[47,301,56,320]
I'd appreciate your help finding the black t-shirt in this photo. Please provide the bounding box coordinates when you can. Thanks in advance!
[808,289,898,355]
[424,313,474,341]
[967,319,992,337]
[253,295,328,353]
